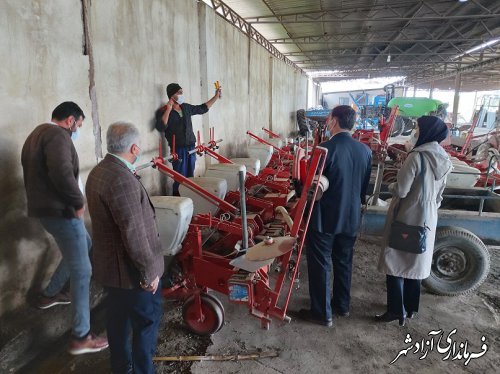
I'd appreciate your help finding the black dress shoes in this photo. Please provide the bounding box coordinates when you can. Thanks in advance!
[295,309,333,327]
[332,307,350,317]
[375,312,405,326]
[407,311,417,319]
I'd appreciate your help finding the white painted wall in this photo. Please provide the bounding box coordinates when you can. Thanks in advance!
[0,0,92,314]
[0,0,307,316]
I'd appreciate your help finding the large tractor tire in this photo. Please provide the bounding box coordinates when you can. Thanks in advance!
[390,116,404,137]
[401,118,416,136]
[423,226,490,296]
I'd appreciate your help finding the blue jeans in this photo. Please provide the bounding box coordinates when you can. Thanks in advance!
[306,229,357,321]
[39,217,92,338]
[105,286,163,374]
[386,275,421,317]
[171,145,196,194]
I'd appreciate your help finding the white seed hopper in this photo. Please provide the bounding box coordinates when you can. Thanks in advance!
[229,157,261,176]
[179,177,227,215]
[150,196,193,256]
[204,163,246,191]
[247,144,273,169]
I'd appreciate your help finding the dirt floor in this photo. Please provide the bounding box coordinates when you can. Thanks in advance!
[7,239,500,374]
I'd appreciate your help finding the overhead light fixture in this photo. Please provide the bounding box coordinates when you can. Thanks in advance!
[453,37,500,59]
[465,38,500,54]
[458,0,468,3]
[306,70,340,78]
[387,54,391,62]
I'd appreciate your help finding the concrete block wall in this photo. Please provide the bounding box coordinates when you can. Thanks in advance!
[0,0,307,317]
[0,0,93,316]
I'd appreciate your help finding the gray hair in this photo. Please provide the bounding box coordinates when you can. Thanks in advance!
[106,122,140,154]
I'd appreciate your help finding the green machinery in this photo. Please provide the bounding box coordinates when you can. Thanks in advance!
[388,97,448,136]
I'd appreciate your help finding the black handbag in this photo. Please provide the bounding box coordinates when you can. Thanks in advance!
[388,153,429,254]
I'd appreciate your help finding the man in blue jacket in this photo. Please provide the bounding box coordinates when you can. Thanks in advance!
[299,105,372,327]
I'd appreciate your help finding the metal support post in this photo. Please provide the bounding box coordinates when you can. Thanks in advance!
[371,161,385,206]
[452,62,462,125]
[239,171,248,251]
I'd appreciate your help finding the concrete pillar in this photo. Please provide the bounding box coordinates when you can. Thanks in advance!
[269,57,273,130]
[429,82,435,98]
[198,2,215,170]
[452,72,462,125]
[82,0,103,161]
[306,79,309,109]
[413,86,417,97]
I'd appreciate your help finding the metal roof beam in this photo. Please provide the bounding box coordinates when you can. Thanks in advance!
[208,0,301,71]
[286,51,471,57]
[296,60,441,69]
[268,36,490,45]
[369,2,426,67]
[245,0,499,22]
[295,59,489,70]
[407,56,500,83]
[247,14,499,24]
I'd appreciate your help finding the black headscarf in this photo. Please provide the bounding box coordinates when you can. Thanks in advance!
[415,115,448,148]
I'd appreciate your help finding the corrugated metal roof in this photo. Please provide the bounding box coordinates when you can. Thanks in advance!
[215,0,500,89]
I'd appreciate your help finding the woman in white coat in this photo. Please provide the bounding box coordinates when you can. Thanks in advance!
[376,116,452,326]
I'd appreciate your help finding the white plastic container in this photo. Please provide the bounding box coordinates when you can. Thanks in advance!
[179,177,227,215]
[205,163,247,191]
[248,144,273,169]
[230,158,261,176]
[446,158,481,188]
[268,138,283,149]
[150,196,193,256]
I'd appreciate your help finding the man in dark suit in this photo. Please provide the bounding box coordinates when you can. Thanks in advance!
[86,122,164,373]
[299,105,372,327]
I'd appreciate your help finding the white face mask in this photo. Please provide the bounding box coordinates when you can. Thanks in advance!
[325,117,335,137]
[176,95,185,105]
[133,146,142,165]
[409,132,418,147]
[69,119,81,141]
[71,127,80,141]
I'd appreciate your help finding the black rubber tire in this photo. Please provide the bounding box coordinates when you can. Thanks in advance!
[401,118,416,136]
[436,105,448,120]
[390,116,404,137]
[203,293,225,332]
[182,293,224,335]
[422,226,490,296]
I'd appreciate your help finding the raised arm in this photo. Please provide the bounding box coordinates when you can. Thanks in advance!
[161,98,175,126]
[205,88,221,109]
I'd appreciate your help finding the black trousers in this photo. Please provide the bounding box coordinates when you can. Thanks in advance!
[306,228,357,321]
[386,274,421,317]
